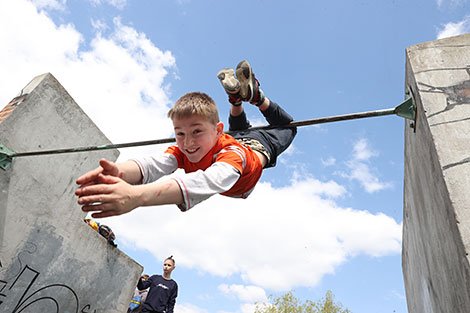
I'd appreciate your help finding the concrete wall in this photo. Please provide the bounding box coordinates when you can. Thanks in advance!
[403,34,470,313]
[0,73,142,313]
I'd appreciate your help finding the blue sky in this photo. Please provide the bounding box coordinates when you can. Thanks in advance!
[1,0,469,312]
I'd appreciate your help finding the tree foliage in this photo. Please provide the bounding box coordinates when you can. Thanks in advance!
[254,290,352,313]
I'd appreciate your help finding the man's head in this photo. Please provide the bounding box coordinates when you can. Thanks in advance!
[168,92,223,163]
[163,256,176,278]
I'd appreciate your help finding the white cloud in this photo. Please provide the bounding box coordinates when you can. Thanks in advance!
[341,138,392,193]
[0,0,83,87]
[437,16,470,39]
[346,162,392,193]
[218,284,267,313]
[89,0,128,9]
[218,284,268,303]
[175,303,210,313]
[437,0,467,8]
[240,303,259,313]
[30,0,66,10]
[352,138,377,161]
[390,289,407,301]
[321,156,336,166]
[91,19,109,33]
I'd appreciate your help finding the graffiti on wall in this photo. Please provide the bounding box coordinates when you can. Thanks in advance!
[0,243,98,313]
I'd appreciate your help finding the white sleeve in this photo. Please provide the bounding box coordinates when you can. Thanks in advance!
[174,162,241,212]
[131,153,178,184]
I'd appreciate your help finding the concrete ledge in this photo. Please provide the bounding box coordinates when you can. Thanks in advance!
[403,34,470,313]
[0,73,142,313]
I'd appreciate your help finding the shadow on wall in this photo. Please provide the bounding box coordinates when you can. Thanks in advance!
[418,65,470,118]
[417,65,470,171]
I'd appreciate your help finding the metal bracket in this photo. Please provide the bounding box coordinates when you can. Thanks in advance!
[394,87,417,131]
[0,143,15,170]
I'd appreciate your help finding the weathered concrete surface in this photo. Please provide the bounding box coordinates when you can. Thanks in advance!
[0,73,142,313]
[403,34,470,313]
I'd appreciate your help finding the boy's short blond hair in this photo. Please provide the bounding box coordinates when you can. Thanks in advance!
[168,92,219,125]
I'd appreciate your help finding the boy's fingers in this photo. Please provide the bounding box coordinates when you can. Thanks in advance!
[78,195,108,205]
[80,202,122,218]
[76,167,102,184]
[99,158,112,170]
[77,185,115,200]
[76,181,99,194]
[79,181,97,188]
[80,203,101,212]
[81,201,109,211]
[76,159,118,186]
[97,174,121,184]
[100,159,119,176]
[75,176,120,196]
[81,203,119,218]
[91,210,119,219]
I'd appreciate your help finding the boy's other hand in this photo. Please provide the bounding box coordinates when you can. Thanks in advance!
[76,174,139,218]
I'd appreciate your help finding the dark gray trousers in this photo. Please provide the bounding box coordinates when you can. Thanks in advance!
[229,100,297,168]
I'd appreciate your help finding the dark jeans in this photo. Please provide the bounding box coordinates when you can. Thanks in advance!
[229,100,297,168]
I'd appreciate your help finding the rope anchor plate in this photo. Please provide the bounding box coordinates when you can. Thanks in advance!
[0,143,14,170]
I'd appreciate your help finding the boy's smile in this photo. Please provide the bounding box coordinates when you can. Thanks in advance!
[173,115,223,163]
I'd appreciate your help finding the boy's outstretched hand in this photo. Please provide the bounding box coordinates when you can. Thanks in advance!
[75,158,138,218]
[76,174,140,218]
[75,158,184,217]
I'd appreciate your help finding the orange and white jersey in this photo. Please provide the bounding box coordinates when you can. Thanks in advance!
[133,134,263,211]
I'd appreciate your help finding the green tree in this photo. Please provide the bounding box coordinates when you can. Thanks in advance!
[254,290,351,313]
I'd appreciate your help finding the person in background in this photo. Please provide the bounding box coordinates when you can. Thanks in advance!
[138,256,178,313]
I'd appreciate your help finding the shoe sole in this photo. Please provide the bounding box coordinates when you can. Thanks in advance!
[217,68,240,93]
[236,60,254,102]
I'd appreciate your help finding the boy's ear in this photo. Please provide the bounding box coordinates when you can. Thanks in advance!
[216,122,224,136]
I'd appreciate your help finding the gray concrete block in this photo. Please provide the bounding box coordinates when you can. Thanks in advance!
[403,34,470,313]
[0,73,142,313]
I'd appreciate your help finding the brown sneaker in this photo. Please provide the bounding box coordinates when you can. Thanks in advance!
[217,68,242,105]
[235,60,264,106]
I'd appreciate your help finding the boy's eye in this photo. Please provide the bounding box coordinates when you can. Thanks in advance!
[176,132,184,137]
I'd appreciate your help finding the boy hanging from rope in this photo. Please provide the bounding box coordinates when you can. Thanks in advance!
[75,61,297,216]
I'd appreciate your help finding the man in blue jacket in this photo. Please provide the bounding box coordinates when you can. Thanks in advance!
[137,256,178,313]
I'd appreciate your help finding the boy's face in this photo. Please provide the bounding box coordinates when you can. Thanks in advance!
[173,115,223,163]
